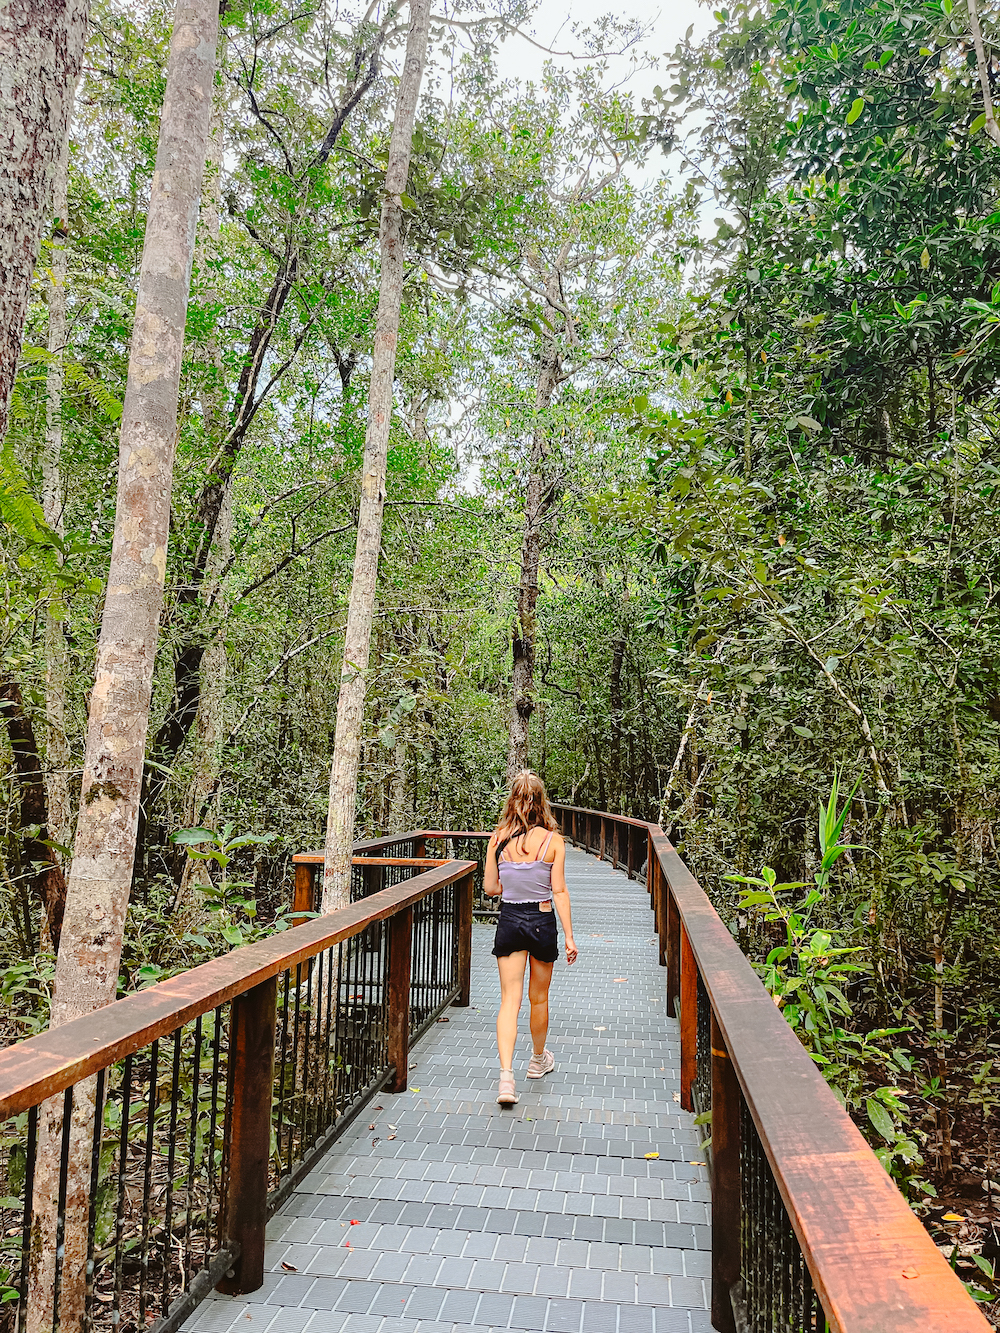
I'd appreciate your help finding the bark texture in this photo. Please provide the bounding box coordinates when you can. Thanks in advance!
[42,83,75,871]
[507,285,562,783]
[322,0,431,913]
[0,0,88,447]
[52,0,217,1025]
[29,4,218,1326]
[176,86,231,908]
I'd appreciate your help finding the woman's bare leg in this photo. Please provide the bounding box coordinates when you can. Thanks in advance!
[528,957,554,1055]
[497,952,528,1069]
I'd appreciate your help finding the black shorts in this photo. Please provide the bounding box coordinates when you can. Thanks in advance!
[492,901,559,963]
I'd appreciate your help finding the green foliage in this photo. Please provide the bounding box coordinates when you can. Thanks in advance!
[728,781,935,1199]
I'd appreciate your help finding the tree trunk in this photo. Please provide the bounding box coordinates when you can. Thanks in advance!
[143,19,390,817]
[321,0,431,913]
[0,677,66,949]
[0,0,88,447]
[28,2,218,1325]
[608,634,625,812]
[176,84,232,909]
[506,309,561,783]
[42,79,76,878]
[389,733,408,832]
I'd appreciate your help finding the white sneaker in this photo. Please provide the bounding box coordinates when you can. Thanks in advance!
[497,1070,518,1104]
[526,1049,555,1079]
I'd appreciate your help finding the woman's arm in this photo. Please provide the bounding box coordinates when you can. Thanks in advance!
[549,836,577,964]
[483,830,502,897]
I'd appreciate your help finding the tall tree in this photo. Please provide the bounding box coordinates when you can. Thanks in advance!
[0,0,88,447]
[28,0,219,1324]
[322,0,432,912]
[41,77,76,886]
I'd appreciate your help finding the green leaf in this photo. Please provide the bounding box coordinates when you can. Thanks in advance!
[867,1098,895,1142]
[970,112,988,135]
[846,97,865,126]
[795,415,822,432]
[171,827,218,847]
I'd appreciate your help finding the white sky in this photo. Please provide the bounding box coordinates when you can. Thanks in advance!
[491,0,711,105]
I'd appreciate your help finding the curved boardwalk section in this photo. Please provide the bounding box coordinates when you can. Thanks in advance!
[191,849,712,1333]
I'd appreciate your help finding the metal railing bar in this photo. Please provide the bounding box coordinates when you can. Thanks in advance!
[409,983,461,1048]
[0,860,475,1120]
[264,1067,395,1221]
[552,805,988,1333]
[147,1242,240,1333]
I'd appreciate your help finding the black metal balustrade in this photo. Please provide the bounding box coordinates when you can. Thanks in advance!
[0,807,991,1333]
[0,859,475,1333]
[551,802,989,1333]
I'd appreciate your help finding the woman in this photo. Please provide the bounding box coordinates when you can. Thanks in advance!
[484,770,578,1105]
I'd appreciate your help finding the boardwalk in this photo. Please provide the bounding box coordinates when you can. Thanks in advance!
[191,849,712,1333]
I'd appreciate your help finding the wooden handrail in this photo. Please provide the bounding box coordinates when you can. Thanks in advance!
[290,830,490,865]
[552,804,989,1333]
[0,859,475,1121]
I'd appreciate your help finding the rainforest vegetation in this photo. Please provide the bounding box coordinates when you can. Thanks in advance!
[3,0,1000,1310]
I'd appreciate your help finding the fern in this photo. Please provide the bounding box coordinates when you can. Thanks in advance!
[0,441,60,550]
[22,345,123,422]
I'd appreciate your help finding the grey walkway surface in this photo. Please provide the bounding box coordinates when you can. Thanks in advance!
[191,849,712,1333]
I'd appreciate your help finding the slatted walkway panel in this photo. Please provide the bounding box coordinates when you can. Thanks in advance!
[189,848,713,1333]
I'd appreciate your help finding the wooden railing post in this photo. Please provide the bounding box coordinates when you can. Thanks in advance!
[680,924,697,1112]
[711,1011,740,1333]
[362,861,380,899]
[654,856,667,968]
[387,906,413,1093]
[412,834,426,860]
[666,879,680,1015]
[293,860,316,922]
[455,871,474,1007]
[218,974,277,1294]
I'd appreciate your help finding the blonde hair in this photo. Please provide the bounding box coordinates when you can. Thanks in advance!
[499,770,557,841]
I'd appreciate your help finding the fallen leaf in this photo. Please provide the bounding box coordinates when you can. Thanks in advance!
[436,1016,450,1023]
[388,1134,397,1140]
[594,1026,607,1031]
[368,1123,376,1131]
[672,1093,681,1103]
[280,1261,297,1273]
[388,1124,397,1131]
[349,1219,360,1225]
[613,977,627,983]
[645,1152,659,1160]
[343,1241,352,1249]
[410,1087,420,1092]
[901,1267,919,1279]
[374,1105,383,1111]
[372,1137,379,1147]
[942,1213,964,1222]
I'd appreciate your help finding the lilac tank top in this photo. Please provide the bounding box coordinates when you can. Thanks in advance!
[499,830,555,903]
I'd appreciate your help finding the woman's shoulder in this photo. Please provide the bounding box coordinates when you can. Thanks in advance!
[540,824,564,859]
